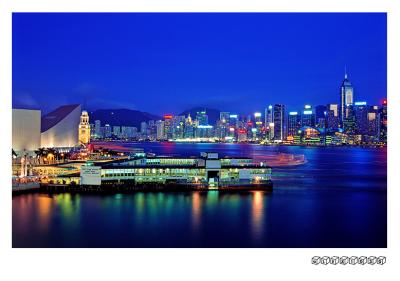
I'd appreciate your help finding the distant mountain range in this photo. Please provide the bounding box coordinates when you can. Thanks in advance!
[89,109,161,128]
[89,107,221,127]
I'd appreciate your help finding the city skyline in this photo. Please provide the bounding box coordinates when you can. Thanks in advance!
[12,13,387,115]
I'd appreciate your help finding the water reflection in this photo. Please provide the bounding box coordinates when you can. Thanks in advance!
[251,191,265,242]
[191,192,201,232]
[37,195,52,233]
[12,144,386,247]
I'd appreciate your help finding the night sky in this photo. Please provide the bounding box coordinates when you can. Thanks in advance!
[12,13,387,115]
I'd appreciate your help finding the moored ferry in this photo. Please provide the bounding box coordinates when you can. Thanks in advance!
[42,152,273,192]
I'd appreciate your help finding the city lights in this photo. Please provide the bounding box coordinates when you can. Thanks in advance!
[354,101,367,106]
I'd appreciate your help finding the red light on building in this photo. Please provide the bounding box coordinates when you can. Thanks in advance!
[238,129,247,134]
[163,114,173,120]
[383,99,387,105]
[247,121,253,126]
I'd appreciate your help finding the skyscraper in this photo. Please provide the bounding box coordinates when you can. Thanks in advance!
[104,124,112,138]
[265,105,273,125]
[217,112,230,139]
[273,104,286,142]
[326,104,340,132]
[172,115,185,139]
[94,120,101,139]
[287,112,301,137]
[315,105,327,128]
[220,112,230,124]
[156,120,165,140]
[113,126,121,138]
[340,68,354,124]
[301,105,315,127]
[343,105,356,135]
[379,99,387,143]
[184,114,194,139]
[140,122,148,138]
[163,114,173,140]
[196,110,208,126]
[367,106,380,140]
[354,102,369,136]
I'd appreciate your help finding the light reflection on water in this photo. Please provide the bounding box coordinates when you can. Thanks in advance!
[251,191,265,242]
[12,144,386,247]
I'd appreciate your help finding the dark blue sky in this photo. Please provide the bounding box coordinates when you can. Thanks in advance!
[12,13,386,115]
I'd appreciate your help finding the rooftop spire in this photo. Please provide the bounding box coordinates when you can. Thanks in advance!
[344,65,348,79]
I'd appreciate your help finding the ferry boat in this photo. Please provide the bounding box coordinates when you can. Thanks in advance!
[42,152,273,192]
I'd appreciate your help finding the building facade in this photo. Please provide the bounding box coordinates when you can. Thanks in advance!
[12,108,42,153]
[78,111,90,145]
[273,104,286,142]
[41,104,81,148]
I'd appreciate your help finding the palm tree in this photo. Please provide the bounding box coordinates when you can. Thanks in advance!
[34,148,45,164]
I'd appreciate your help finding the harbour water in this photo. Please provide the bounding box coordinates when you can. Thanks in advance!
[12,143,387,247]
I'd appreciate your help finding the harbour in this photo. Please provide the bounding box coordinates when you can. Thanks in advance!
[12,143,387,248]
[34,151,273,193]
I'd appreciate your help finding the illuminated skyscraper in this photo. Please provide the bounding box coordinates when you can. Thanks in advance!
[315,105,326,128]
[340,68,354,124]
[184,114,194,139]
[343,105,356,135]
[301,105,315,127]
[140,122,147,138]
[264,105,274,141]
[217,112,230,139]
[90,123,95,139]
[354,102,369,136]
[272,104,286,141]
[196,110,208,126]
[229,114,238,128]
[379,99,387,143]
[156,120,165,140]
[254,112,262,126]
[220,112,230,124]
[104,124,112,138]
[287,112,301,137]
[163,114,173,139]
[95,120,101,139]
[172,115,185,139]
[326,104,340,132]
[367,106,380,140]
[265,105,273,125]
[113,126,121,138]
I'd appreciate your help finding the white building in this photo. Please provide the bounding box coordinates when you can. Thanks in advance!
[12,108,41,154]
[41,104,81,148]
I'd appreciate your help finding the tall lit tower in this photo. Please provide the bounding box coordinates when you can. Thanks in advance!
[340,67,354,124]
[79,111,90,144]
[272,104,286,142]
